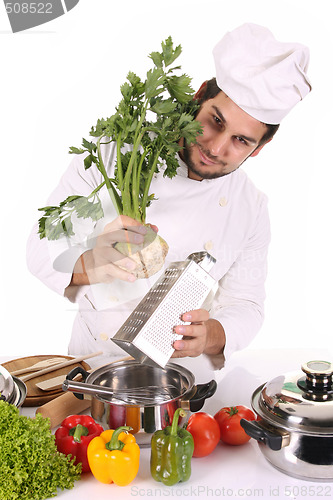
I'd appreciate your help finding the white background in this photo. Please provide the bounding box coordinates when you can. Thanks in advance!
[0,0,332,357]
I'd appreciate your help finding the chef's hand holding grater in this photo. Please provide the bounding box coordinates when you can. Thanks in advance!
[171,307,211,358]
[112,252,217,367]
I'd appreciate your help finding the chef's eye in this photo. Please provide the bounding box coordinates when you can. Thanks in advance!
[213,115,222,126]
[235,136,248,146]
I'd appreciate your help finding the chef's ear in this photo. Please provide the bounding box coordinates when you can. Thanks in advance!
[250,138,273,158]
[194,81,208,101]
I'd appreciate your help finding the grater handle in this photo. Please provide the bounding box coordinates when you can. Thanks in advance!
[187,251,216,272]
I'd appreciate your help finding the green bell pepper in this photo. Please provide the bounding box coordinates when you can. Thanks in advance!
[150,408,194,486]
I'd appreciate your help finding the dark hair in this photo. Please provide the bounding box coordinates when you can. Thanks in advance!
[197,78,279,146]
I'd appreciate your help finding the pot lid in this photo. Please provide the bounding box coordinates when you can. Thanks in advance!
[252,360,333,434]
[0,364,15,402]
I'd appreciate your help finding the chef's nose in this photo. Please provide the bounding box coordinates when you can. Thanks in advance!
[208,133,230,157]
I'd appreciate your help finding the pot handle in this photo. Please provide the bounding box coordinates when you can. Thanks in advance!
[240,419,287,451]
[65,366,90,400]
[189,380,217,412]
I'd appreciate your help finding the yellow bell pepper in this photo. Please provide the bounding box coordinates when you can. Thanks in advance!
[87,426,140,486]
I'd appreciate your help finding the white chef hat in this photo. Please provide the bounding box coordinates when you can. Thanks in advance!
[213,23,311,124]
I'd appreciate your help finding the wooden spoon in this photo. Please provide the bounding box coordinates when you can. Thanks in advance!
[20,351,103,382]
[10,357,68,376]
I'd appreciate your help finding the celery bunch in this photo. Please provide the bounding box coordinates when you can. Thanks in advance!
[38,37,201,240]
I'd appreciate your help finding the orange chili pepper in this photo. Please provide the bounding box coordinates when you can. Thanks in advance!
[126,406,141,434]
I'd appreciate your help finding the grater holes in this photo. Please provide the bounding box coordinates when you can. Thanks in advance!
[140,272,211,356]
[135,268,184,313]
[119,267,185,333]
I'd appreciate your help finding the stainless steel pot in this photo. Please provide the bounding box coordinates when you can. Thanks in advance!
[63,359,216,446]
[240,360,333,482]
[0,364,27,407]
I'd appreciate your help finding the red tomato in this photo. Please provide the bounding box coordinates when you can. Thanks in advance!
[214,405,256,446]
[186,412,220,457]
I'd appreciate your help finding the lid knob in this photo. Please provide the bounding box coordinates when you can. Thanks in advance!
[298,360,333,401]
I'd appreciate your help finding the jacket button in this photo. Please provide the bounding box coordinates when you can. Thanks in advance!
[219,197,228,207]
[204,240,213,251]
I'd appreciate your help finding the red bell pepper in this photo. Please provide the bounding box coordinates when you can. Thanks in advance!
[55,415,104,472]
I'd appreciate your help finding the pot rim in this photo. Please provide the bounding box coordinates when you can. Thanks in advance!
[12,376,27,408]
[80,359,196,407]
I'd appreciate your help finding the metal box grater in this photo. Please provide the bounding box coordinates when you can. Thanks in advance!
[111,252,217,367]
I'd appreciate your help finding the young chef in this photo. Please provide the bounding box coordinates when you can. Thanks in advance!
[26,23,311,369]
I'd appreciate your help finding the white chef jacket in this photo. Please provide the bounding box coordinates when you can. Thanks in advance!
[26,140,270,369]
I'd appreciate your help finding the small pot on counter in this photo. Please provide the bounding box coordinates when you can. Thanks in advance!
[63,359,216,446]
[240,360,333,482]
[0,364,27,407]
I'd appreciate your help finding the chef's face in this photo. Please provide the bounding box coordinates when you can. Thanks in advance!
[182,91,267,180]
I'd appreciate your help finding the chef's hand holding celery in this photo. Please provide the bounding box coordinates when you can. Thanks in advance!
[38,37,202,283]
[72,215,154,284]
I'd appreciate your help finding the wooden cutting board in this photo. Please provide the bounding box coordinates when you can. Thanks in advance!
[3,355,90,407]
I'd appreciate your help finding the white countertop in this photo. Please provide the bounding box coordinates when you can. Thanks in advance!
[4,347,333,500]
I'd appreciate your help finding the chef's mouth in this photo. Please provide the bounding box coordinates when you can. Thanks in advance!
[197,145,225,167]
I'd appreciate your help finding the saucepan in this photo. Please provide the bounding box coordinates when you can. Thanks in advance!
[63,359,216,446]
[240,360,333,482]
[0,364,27,407]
